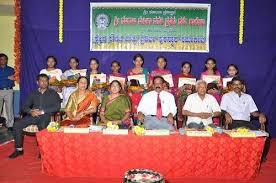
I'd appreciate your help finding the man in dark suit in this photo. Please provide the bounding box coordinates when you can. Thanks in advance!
[9,74,61,159]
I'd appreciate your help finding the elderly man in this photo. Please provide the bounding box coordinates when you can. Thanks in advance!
[220,77,266,130]
[183,80,221,129]
[137,76,177,130]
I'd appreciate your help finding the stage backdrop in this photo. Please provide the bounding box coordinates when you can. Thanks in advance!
[20,0,276,136]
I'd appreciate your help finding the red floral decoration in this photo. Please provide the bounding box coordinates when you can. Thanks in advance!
[14,0,21,83]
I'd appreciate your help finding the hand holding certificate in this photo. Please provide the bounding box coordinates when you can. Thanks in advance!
[202,75,221,84]
[178,77,197,88]
[127,74,146,85]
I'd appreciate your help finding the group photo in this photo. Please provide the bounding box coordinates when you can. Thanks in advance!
[0,0,275,183]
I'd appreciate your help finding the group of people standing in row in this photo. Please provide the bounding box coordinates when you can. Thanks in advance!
[0,53,267,159]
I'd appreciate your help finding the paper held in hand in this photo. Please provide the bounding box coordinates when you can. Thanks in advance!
[161,74,174,87]
[178,77,197,87]
[222,77,233,88]
[90,74,107,86]
[202,75,221,84]
[72,69,87,76]
[127,74,146,85]
[109,76,126,86]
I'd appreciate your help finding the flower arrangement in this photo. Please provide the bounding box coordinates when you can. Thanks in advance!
[58,0,64,43]
[239,0,245,44]
[133,125,145,136]
[47,122,60,132]
[106,121,119,130]
[14,0,21,83]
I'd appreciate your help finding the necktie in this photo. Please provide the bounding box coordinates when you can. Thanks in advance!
[156,93,162,119]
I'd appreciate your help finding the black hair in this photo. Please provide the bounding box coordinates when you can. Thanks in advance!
[111,60,121,67]
[156,55,167,69]
[227,64,239,75]
[36,74,49,81]
[181,61,192,73]
[109,80,123,92]
[133,54,144,63]
[77,76,90,89]
[0,53,8,61]
[89,57,99,65]
[231,76,244,85]
[204,57,217,72]
[153,76,165,84]
[46,56,57,67]
[69,56,79,64]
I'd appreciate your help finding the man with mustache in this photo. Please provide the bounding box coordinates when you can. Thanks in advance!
[220,77,266,129]
[137,76,176,130]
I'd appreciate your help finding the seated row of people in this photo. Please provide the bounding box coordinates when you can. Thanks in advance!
[9,73,266,159]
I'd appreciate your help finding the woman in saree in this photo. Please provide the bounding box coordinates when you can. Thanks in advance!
[173,62,196,128]
[100,80,132,129]
[61,56,87,108]
[60,76,99,127]
[127,54,149,124]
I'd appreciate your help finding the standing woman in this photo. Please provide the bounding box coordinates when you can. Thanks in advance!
[127,54,149,124]
[173,62,196,128]
[61,57,86,108]
[200,57,222,87]
[149,56,171,89]
[40,56,63,98]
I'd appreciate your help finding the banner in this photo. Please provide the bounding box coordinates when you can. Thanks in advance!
[90,3,211,52]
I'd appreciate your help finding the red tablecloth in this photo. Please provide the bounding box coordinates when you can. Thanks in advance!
[36,130,265,180]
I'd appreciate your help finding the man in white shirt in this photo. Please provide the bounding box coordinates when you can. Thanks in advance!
[183,80,221,129]
[137,76,177,130]
[220,77,266,130]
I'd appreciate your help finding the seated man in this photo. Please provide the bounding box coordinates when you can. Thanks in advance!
[220,77,266,129]
[9,74,61,159]
[137,76,176,130]
[183,80,221,129]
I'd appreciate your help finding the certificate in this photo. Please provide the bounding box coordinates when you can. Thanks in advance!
[127,74,146,85]
[161,74,174,87]
[72,69,87,76]
[90,74,107,86]
[202,75,221,84]
[222,77,233,88]
[178,77,197,87]
[109,76,126,86]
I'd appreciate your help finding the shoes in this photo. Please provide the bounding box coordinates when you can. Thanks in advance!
[8,150,24,159]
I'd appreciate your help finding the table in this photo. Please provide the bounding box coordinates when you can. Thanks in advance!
[36,130,265,180]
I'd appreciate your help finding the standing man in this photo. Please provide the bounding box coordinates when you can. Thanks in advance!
[0,53,15,131]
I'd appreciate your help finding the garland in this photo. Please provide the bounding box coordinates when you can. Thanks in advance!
[239,0,245,44]
[58,0,63,43]
[14,0,21,83]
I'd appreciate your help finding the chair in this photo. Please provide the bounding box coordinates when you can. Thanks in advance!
[22,111,64,134]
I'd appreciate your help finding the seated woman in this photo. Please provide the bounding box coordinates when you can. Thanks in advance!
[100,80,132,129]
[60,76,99,127]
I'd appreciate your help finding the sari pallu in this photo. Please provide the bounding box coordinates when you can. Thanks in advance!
[60,91,99,127]
[100,94,131,127]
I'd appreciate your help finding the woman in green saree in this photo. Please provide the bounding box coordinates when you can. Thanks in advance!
[100,80,132,129]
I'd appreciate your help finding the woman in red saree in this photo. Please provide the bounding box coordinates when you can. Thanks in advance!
[60,76,99,127]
